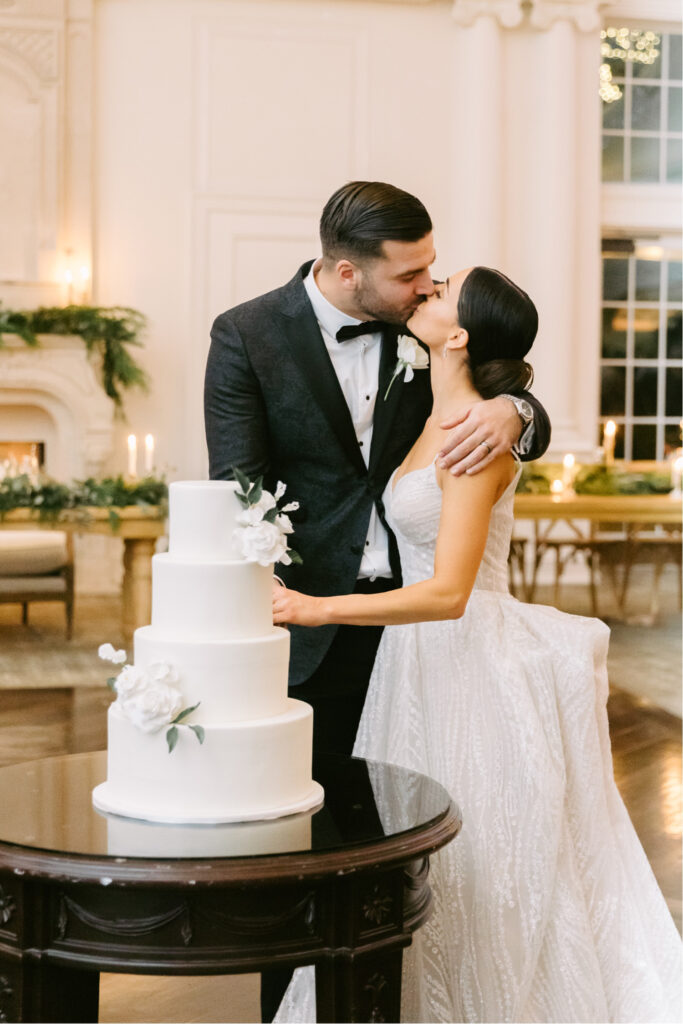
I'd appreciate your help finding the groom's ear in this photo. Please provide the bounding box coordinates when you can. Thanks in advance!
[336,259,359,289]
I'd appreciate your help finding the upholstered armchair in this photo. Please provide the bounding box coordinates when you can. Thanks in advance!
[0,531,75,639]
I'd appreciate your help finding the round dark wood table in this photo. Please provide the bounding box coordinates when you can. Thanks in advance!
[0,751,461,1023]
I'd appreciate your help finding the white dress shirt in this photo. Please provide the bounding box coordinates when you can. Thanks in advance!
[304,261,393,580]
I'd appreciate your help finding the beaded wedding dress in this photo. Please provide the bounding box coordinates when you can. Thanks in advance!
[275,463,682,1023]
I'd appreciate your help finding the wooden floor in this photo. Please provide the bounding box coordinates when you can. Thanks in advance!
[0,578,680,1022]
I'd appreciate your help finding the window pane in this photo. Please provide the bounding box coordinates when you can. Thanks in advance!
[633,367,658,415]
[669,34,682,81]
[601,366,626,415]
[666,367,682,417]
[666,138,682,183]
[603,94,625,130]
[635,259,661,300]
[602,308,628,357]
[603,258,628,301]
[667,310,682,358]
[631,85,661,129]
[667,261,683,303]
[665,423,682,454]
[633,309,660,357]
[632,50,662,80]
[603,53,626,79]
[668,86,682,131]
[631,136,660,181]
[602,135,624,181]
[632,424,657,460]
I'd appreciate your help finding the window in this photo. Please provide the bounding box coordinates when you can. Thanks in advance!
[602,32,682,184]
[600,244,682,459]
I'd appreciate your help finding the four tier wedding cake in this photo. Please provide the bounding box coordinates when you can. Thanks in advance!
[92,478,323,824]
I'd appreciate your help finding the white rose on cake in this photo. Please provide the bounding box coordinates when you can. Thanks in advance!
[119,678,184,734]
[144,661,179,686]
[232,467,303,566]
[113,663,146,698]
[234,520,290,566]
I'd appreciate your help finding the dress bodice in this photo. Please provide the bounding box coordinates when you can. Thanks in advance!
[384,460,521,593]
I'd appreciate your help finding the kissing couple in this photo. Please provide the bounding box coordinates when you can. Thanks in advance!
[205,182,681,1023]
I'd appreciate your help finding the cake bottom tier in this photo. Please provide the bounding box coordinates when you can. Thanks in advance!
[92,698,324,824]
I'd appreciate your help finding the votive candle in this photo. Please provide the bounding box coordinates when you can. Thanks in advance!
[144,434,154,474]
[562,453,575,491]
[127,434,137,478]
[603,421,616,466]
[551,479,564,496]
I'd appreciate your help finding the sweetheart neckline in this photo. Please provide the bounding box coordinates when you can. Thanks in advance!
[389,459,522,506]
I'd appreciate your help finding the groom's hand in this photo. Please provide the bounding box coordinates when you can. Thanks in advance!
[438,396,522,476]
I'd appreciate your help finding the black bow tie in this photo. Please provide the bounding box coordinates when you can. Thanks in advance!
[336,321,394,342]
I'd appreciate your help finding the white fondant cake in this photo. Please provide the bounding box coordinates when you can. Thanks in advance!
[93,480,323,824]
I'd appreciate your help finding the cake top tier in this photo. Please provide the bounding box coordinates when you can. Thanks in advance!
[168,480,242,561]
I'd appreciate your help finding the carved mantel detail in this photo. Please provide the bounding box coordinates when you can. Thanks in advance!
[530,0,611,31]
[0,26,58,81]
[452,1,523,28]
[452,0,612,31]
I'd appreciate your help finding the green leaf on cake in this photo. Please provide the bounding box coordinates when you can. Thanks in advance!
[263,507,279,523]
[249,476,263,504]
[189,724,205,745]
[232,466,251,497]
[166,725,178,753]
[106,676,117,691]
[173,702,200,724]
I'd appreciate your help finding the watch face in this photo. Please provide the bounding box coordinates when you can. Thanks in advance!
[518,400,533,421]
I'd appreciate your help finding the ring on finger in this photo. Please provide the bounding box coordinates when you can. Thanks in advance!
[480,441,492,455]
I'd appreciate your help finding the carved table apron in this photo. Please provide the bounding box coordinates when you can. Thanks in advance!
[0,752,461,1023]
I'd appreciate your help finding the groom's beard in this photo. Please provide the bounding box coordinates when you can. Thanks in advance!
[353,280,421,327]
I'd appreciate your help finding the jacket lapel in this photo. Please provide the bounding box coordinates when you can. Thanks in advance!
[277,267,367,477]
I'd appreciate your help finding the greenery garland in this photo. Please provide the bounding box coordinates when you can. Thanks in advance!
[0,473,167,530]
[518,463,672,495]
[0,305,149,412]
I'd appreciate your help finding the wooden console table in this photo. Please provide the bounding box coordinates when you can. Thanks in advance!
[0,507,165,640]
[0,751,461,1023]
[513,493,682,615]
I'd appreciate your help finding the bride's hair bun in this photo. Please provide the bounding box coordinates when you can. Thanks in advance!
[473,358,534,399]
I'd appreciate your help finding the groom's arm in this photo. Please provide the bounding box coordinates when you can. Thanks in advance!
[437,391,551,475]
[204,313,270,481]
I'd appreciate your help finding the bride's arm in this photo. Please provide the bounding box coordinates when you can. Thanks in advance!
[272,460,513,628]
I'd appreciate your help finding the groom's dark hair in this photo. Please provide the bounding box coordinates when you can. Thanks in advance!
[320,181,432,264]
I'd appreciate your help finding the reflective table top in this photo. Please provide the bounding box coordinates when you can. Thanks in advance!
[0,751,455,861]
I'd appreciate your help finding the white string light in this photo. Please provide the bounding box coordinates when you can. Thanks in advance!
[599,27,661,104]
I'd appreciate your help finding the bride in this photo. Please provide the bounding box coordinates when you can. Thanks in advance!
[272,266,682,1023]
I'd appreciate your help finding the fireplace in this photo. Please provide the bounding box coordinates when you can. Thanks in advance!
[0,335,115,480]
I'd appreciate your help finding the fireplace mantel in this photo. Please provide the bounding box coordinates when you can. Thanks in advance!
[0,334,115,480]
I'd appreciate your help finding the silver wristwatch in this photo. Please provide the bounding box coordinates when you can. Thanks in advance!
[501,394,533,428]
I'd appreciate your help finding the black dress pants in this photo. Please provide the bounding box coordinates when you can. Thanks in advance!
[260,577,392,1023]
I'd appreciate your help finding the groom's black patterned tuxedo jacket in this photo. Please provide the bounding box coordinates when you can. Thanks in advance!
[204,262,551,686]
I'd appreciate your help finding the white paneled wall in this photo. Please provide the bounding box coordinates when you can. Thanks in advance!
[2,0,679,593]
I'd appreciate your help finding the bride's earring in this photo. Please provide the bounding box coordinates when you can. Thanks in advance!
[442,343,449,360]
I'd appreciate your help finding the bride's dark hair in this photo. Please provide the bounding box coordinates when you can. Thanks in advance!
[457,267,537,398]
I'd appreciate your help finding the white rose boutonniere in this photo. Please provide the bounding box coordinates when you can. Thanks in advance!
[98,646,204,753]
[384,335,430,400]
[232,468,302,567]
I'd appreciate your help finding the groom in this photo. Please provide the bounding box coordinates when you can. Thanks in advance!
[205,180,550,1020]
[205,180,550,755]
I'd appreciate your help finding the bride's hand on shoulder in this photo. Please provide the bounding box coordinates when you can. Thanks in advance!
[272,582,326,627]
